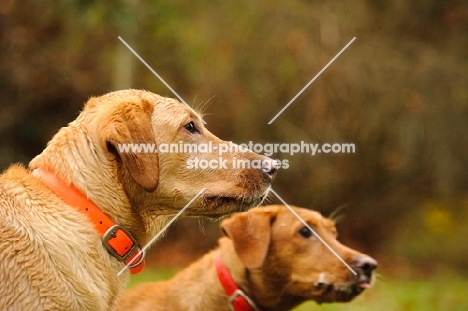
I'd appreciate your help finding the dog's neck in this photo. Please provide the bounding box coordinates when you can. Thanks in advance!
[155,242,252,311]
[215,251,260,311]
[28,123,147,243]
[31,167,146,274]
[218,238,309,311]
[159,238,308,311]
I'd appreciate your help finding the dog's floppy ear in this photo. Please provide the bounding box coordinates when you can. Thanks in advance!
[221,210,274,269]
[103,100,159,193]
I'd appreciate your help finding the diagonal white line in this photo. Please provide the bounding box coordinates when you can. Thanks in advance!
[117,188,206,276]
[118,36,207,124]
[269,188,357,275]
[268,37,356,124]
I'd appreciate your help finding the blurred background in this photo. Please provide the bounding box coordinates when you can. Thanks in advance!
[1,0,467,309]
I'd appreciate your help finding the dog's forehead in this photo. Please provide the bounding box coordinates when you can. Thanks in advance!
[151,103,202,133]
[149,95,202,123]
[83,90,202,124]
[275,206,330,228]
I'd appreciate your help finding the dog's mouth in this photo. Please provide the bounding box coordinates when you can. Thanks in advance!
[313,279,371,304]
[200,193,267,217]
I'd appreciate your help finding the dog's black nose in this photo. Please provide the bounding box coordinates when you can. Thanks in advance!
[261,158,278,178]
[353,255,378,274]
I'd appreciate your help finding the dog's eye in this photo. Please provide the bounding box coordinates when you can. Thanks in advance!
[183,121,199,134]
[299,226,313,238]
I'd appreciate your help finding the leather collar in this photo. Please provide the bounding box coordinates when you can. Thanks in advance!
[32,167,145,274]
[215,251,260,311]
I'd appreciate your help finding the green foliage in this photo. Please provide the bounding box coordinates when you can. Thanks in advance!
[129,269,468,310]
[389,197,468,273]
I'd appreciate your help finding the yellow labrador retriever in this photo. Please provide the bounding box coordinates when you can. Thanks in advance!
[0,89,276,310]
[118,205,377,311]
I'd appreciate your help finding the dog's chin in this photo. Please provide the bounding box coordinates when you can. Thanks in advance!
[197,194,266,219]
[312,281,368,304]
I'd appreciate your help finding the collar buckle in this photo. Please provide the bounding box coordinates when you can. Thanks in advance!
[102,224,142,263]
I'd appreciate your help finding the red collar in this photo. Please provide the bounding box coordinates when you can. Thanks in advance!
[32,167,145,274]
[215,251,260,311]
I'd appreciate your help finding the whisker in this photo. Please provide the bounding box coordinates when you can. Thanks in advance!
[193,95,216,117]
[197,218,206,235]
[328,203,349,224]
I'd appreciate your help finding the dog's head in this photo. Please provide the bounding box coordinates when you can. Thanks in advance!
[30,90,276,243]
[221,204,377,309]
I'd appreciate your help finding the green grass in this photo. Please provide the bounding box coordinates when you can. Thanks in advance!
[127,267,181,288]
[128,269,468,310]
[295,279,468,311]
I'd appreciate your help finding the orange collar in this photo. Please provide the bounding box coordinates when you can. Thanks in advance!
[215,251,260,311]
[32,167,145,274]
